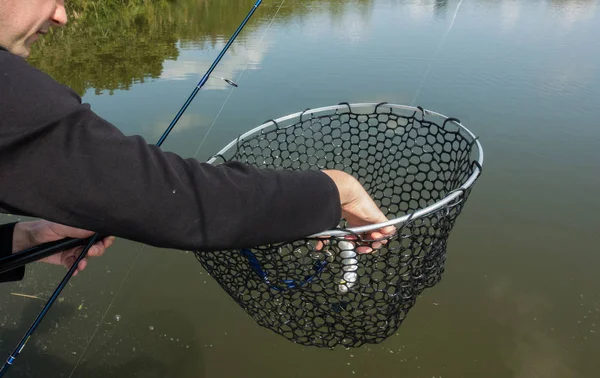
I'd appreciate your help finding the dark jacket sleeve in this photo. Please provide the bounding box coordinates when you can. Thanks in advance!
[0,51,341,252]
[0,223,25,283]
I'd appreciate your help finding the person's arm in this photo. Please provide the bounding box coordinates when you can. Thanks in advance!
[1,52,345,252]
[0,222,24,283]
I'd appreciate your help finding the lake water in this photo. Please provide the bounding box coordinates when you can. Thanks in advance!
[1,0,599,377]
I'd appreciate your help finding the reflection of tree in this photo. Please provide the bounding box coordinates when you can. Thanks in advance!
[434,0,448,17]
[30,0,183,96]
[28,0,373,96]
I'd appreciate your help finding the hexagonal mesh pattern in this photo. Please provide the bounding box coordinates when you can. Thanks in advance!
[194,103,482,348]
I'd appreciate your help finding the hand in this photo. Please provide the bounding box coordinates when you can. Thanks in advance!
[12,220,115,276]
[322,170,396,253]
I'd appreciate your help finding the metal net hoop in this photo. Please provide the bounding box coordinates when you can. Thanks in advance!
[195,102,483,348]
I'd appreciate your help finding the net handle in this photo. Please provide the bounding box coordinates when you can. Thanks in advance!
[207,103,484,237]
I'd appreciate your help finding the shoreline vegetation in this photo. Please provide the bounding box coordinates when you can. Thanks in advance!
[66,0,164,19]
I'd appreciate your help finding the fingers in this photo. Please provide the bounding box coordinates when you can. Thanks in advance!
[77,258,87,272]
[62,253,79,273]
[70,237,114,275]
[380,225,396,236]
[56,235,114,275]
[86,236,115,257]
[87,244,104,257]
[63,255,87,276]
[341,235,371,254]
[313,235,332,251]
[102,236,115,249]
[343,226,397,254]
[356,245,373,254]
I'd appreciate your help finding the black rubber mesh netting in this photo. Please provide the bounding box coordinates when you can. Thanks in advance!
[194,103,482,348]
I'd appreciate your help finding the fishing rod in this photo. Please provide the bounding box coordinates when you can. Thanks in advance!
[0,1,263,375]
[0,237,91,274]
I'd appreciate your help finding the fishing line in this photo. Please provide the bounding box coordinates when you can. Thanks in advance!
[0,1,264,375]
[193,0,286,159]
[411,0,464,106]
[67,245,144,378]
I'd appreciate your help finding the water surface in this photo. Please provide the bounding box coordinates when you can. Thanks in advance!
[1,0,599,377]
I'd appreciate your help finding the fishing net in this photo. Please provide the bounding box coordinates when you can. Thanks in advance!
[194,103,483,348]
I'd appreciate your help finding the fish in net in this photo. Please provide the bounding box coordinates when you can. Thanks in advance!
[194,102,483,348]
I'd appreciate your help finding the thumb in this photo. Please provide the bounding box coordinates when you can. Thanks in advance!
[47,223,95,240]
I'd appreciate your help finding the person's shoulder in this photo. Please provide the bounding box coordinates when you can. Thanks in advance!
[0,48,28,75]
[0,49,85,126]
[0,49,38,76]
[0,50,80,100]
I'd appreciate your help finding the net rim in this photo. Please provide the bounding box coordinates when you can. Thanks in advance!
[208,103,484,237]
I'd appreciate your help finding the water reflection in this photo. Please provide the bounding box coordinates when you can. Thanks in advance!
[487,276,578,378]
[27,0,598,97]
[434,0,449,17]
[10,0,600,377]
[0,301,202,378]
[158,39,271,89]
[549,0,598,28]
[29,0,375,96]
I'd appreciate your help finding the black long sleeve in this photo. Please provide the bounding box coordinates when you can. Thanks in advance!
[0,49,341,252]
[0,222,24,282]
